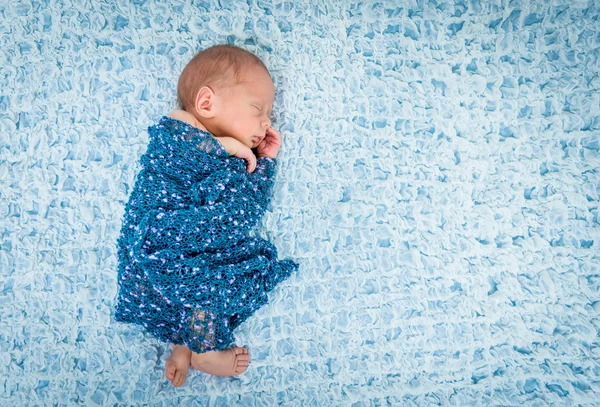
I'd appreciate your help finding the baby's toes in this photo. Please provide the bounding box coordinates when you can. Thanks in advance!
[234,367,248,375]
[165,362,176,380]
[235,355,250,373]
[237,350,250,361]
[235,347,250,358]
[234,363,249,375]
[175,372,184,387]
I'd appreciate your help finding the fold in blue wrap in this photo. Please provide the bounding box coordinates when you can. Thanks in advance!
[114,116,299,354]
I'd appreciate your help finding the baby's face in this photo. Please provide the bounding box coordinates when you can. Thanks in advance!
[213,66,275,148]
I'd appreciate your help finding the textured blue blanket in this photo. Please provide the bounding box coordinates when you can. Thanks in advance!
[114,116,299,353]
[3,0,599,405]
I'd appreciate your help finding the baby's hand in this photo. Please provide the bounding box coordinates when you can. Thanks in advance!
[256,127,281,159]
[215,136,257,173]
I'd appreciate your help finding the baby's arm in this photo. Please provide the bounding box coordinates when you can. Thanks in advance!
[165,110,257,172]
[215,136,257,173]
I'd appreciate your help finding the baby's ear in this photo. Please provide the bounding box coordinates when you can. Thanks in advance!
[194,86,216,118]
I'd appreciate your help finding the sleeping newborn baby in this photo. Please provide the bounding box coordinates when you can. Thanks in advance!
[113,44,299,387]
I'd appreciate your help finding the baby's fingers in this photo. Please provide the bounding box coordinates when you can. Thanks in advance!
[231,145,257,173]
[246,153,257,173]
[266,127,281,140]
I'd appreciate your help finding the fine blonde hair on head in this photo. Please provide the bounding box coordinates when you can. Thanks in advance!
[177,44,270,111]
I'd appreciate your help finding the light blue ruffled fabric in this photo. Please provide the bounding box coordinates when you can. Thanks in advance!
[2,0,599,405]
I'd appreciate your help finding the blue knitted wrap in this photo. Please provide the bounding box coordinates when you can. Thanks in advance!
[114,116,299,354]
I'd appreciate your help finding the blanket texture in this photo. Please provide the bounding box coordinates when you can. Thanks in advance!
[2,0,600,405]
[114,116,299,353]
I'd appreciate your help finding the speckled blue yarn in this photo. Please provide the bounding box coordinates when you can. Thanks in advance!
[114,116,299,354]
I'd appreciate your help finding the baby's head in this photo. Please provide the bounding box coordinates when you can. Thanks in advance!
[177,44,275,149]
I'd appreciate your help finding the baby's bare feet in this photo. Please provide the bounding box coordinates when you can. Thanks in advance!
[165,344,192,387]
[191,347,250,377]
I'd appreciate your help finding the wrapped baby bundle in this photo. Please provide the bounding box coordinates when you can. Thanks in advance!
[114,116,298,353]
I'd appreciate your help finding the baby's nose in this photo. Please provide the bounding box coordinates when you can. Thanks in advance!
[262,118,271,129]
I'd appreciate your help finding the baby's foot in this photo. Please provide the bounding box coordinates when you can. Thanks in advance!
[191,347,250,377]
[165,344,192,387]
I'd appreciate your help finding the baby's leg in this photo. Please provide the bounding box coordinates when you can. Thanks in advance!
[165,344,192,387]
[190,347,251,377]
